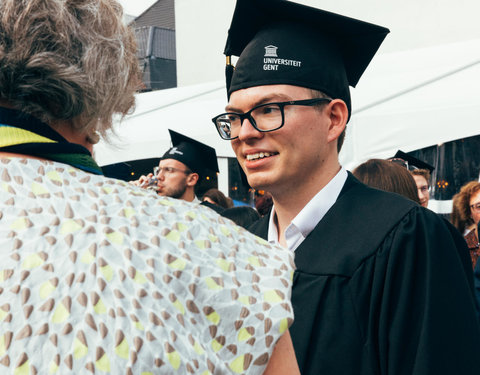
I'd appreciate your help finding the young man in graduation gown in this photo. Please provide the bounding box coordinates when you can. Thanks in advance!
[132,130,224,211]
[211,0,480,374]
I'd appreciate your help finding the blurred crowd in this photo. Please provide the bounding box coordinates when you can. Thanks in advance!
[1,0,479,374]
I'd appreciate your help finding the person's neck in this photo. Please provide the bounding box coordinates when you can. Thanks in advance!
[50,119,93,154]
[272,162,341,245]
[181,188,197,202]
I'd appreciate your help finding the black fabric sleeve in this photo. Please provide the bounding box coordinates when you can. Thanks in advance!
[474,256,480,324]
[352,207,480,375]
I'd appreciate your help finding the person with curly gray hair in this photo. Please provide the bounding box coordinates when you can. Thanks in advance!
[0,1,299,374]
[452,181,480,268]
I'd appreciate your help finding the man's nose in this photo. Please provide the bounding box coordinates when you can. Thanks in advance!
[238,117,262,141]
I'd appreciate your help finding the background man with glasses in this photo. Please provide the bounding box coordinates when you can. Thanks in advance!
[389,150,434,208]
[213,0,480,374]
[131,129,219,203]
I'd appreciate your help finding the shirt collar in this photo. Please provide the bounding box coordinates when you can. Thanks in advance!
[268,167,348,251]
[192,196,201,204]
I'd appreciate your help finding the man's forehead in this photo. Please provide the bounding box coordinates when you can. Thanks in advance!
[413,175,429,185]
[226,84,311,110]
[159,158,187,169]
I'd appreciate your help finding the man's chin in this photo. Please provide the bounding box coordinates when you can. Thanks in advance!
[246,173,272,192]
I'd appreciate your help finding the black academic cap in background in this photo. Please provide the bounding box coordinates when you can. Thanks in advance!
[390,150,435,172]
[162,130,219,176]
[224,0,390,120]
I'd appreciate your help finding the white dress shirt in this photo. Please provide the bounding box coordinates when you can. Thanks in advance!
[268,167,348,251]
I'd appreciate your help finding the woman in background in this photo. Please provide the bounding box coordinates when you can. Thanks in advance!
[0,1,298,373]
[202,188,234,209]
[352,159,421,204]
[452,181,480,268]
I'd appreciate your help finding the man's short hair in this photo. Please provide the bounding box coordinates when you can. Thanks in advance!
[410,168,431,185]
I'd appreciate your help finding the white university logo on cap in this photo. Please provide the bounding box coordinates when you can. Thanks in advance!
[263,45,302,71]
[264,45,278,57]
[169,147,183,155]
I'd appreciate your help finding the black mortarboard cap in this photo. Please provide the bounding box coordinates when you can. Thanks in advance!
[390,150,435,173]
[224,0,390,120]
[162,130,219,176]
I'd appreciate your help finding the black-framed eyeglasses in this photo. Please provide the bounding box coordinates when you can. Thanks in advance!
[211,98,332,140]
[154,166,191,176]
[470,202,480,212]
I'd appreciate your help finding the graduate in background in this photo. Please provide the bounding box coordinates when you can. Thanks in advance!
[212,0,480,373]
[132,129,220,206]
[389,150,434,208]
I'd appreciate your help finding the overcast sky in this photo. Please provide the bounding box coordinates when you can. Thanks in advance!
[118,0,156,16]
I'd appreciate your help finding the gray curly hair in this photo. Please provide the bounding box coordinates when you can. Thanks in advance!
[0,0,141,137]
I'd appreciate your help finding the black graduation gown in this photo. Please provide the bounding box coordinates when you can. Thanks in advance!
[250,174,480,375]
[200,200,225,214]
[473,249,480,323]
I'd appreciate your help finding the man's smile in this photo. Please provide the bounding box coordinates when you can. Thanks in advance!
[246,151,278,161]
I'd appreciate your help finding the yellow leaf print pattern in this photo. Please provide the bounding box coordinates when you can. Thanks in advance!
[31,181,48,196]
[60,220,82,235]
[95,351,110,372]
[14,356,30,375]
[73,338,88,359]
[46,170,62,184]
[39,280,57,299]
[52,303,69,324]
[99,265,113,282]
[115,338,129,359]
[22,253,45,269]
[10,217,30,231]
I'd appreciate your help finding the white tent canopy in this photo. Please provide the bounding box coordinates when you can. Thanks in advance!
[95,81,231,167]
[341,38,480,169]
[95,39,480,173]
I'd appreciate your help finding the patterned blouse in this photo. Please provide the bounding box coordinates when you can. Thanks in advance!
[0,157,294,375]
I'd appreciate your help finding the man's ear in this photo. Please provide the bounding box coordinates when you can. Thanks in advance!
[326,99,348,143]
[186,173,199,187]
